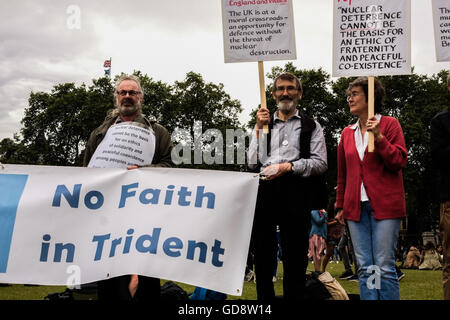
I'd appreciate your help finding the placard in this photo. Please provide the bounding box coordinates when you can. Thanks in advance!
[432,0,450,62]
[333,0,411,77]
[222,0,296,63]
[88,123,155,168]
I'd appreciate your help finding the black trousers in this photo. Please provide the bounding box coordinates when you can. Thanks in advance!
[252,174,311,300]
[97,275,160,301]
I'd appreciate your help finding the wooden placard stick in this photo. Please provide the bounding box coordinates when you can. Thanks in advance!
[258,61,269,134]
[368,76,375,152]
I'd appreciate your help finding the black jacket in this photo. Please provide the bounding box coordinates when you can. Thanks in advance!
[431,110,450,202]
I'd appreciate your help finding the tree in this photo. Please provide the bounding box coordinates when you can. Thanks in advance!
[1,72,244,170]
[20,83,87,165]
[159,72,244,171]
[12,77,115,166]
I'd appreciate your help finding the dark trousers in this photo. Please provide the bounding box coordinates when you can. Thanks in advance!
[252,174,311,300]
[97,275,160,301]
[338,226,358,273]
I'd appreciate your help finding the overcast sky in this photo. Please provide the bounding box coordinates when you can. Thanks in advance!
[0,0,449,141]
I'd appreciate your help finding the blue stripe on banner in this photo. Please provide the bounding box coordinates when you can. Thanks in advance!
[0,174,28,273]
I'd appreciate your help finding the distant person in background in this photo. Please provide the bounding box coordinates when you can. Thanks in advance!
[437,244,444,262]
[402,245,421,269]
[322,194,344,273]
[335,77,407,300]
[419,242,442,271]
[308,209,327,277]
[272,225,282,282]
[244,251,256,282]
[430,71,450,300]
[337,226,358,281]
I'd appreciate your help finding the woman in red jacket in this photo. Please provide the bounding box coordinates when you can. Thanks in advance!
[335,77,407,300]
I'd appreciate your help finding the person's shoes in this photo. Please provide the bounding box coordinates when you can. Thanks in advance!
[348,274,359,282]
[339,270,354,280]
[311,271,323,279]
[244,270,255,282]
[397,271,405,281]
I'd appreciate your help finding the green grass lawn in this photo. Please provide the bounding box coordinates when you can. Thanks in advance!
[0,261,443,300]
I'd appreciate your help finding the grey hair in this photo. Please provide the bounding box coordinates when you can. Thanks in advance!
[113,74,144,103]
[111,74,144,117]
[272,72,303,93]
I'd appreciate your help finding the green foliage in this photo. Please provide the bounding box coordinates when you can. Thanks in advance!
[0,78,114,166]
[0,72,244,169]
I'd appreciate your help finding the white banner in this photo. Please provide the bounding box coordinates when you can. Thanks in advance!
[332,0,411,77]
[221,0,296,63]
[432,0,450,62]
[0,165,259,296]
[88,123,155,168]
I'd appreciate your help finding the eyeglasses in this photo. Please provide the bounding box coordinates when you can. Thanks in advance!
[346,92,362,101]
[275,86,298,94]
[117,90,142,97]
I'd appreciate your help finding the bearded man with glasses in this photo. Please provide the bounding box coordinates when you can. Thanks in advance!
[83,74,173,301]
[248,72,328,300]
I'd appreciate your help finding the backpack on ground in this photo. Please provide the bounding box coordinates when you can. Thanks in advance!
[160,281,189,300]
[317,271,349,300]
[189,287,227,300]
[304,274,332,300]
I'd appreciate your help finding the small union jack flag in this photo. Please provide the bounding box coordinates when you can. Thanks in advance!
[104,60,111,68]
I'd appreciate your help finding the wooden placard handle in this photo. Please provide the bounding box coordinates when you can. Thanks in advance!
[368,76,375,152]
[258,61,269,134]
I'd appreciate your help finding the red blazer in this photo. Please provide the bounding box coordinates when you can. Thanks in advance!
[336,116,407,221]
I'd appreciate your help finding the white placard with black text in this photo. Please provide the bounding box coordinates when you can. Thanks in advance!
[222,0,296,63]
[333,0,411,77]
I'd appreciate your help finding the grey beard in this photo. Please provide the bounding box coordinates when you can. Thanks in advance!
[277,100,296,115]
[118,102,141,116]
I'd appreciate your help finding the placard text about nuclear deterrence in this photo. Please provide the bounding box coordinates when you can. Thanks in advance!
[333,0,411,77]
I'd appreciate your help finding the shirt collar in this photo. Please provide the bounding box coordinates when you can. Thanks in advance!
[350,114,382,130]
[273,109,300,122]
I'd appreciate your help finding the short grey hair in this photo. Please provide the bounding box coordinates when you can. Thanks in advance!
[272,72,303,93]
[110,75,144,117]
[113,74,144,102]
